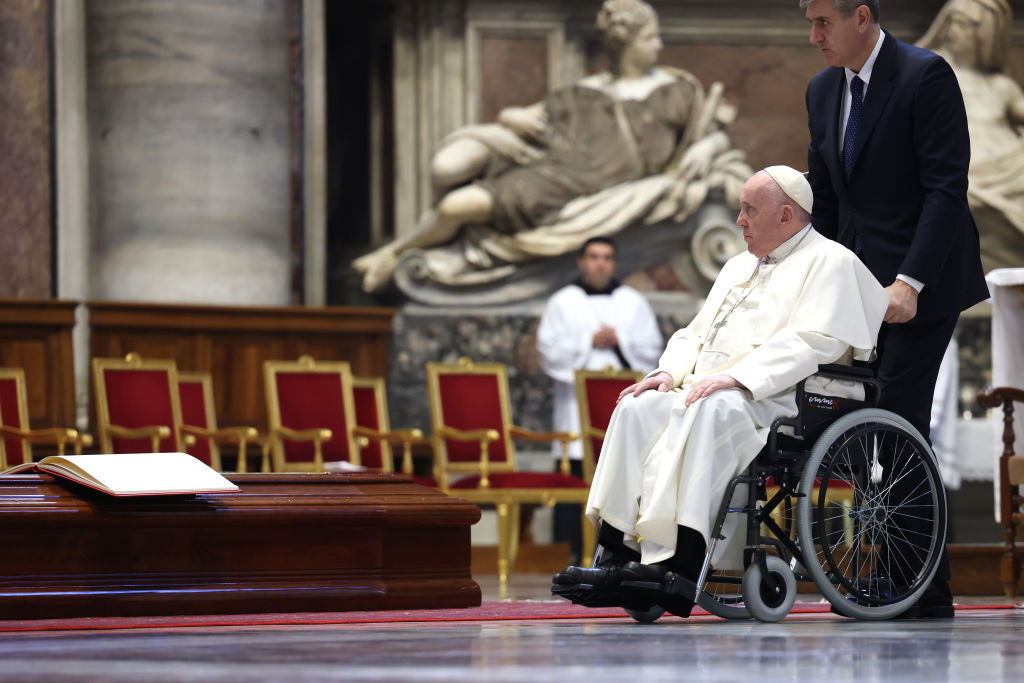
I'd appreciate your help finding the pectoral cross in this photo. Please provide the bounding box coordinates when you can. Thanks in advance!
[703,261,767,346]
[705,317,729,346]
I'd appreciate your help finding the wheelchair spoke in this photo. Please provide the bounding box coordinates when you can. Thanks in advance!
[799,414,945,610]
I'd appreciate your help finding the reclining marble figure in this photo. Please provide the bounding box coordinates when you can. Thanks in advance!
[353,0,751,300]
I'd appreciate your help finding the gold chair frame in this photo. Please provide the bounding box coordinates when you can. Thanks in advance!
[91,353,184,453]
[427,357,592,582]
[264,356,422,473]
[0,367,92,468]
[352,376,426,477]
[178,371,268,473]
[573,367,642,484]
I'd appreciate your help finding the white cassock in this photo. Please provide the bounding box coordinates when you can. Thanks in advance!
[586,226,889,568]
[537,283,663,459]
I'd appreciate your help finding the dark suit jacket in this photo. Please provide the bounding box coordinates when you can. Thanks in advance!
[806,30,988,321]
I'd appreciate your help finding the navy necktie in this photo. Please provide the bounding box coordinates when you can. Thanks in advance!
[843,76,864,178]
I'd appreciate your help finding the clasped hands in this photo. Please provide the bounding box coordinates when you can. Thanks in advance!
[617,371,743,407]
[592,325,619,349]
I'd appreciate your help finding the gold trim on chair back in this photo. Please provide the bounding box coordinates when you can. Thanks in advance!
[177,371,222,471]
[92,353,184,453]
[574,367,642,484]
[426,358,516,490]
[352,376,393,473]
[0,368,32,467]
[263,355,359,472]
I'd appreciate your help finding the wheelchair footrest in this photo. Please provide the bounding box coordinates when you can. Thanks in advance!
[621,572,698,603]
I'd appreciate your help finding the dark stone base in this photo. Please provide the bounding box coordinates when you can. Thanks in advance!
[386,296,703,437]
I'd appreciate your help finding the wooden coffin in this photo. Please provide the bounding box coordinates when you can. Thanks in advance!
[0,472,481,619]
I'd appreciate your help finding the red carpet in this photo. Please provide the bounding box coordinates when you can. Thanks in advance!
[0,602,1011,633]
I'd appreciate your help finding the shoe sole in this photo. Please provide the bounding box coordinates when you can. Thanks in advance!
[895,605,955,619]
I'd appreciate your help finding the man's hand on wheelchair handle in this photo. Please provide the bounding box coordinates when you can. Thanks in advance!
[617,372,674,402]
[684,374,743,407]
[884,280,918,323]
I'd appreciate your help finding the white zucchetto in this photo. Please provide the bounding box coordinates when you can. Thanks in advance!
[762,165,814,215]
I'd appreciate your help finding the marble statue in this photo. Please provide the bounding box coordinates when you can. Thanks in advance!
[354,0,751,304]
[919,0,1024,272]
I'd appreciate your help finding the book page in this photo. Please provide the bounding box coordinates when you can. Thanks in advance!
[0,461,38,475]
[35,452,239,495]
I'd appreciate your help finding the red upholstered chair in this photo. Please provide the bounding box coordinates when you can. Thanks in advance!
[264,356,423,473]
[92,353,183,453]
[353,376,435,487]
[178,371,268,473]
[0,367,92,468]
[574,368,642,484]
[978,385,1024,601]
[426,357,590,582]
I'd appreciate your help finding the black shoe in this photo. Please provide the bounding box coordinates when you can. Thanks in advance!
[895,582,955,619]
[619,561,697,618]
[829,581,955,619]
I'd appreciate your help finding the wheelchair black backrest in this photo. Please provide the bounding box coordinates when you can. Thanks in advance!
[769,362,881,451]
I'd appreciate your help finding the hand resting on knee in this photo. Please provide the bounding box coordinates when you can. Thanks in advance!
[616,371,746,406]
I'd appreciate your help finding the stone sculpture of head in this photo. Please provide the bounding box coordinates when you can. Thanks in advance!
[596,0,661,72]
[919,0,1012,71]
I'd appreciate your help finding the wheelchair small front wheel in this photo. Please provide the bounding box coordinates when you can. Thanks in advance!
[624,605,666,623]
[697,570,751,620]
[741,556,796,623]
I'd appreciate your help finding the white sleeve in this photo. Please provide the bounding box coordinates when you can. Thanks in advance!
[723,329,849,401]
[653,326,703,387]
[537,291,595,384]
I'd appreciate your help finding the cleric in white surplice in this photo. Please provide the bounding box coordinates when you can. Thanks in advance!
[584,166,889,580]
[537,239,663,461]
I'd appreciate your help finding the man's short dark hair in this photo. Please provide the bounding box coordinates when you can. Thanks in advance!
[799,0,880,24]
[579,236,617,257]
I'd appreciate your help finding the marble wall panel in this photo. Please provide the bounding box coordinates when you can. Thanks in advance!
[661,44,825,172]
[0,0,51,298]
[478,35,549,123]
[586,42,822,173]
[86,0,292,305]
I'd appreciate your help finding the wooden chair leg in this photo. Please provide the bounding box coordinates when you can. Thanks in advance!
[495,501,512,584]
[1003,525,1020,602]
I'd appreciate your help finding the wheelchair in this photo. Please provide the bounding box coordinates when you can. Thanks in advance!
[619,363,948,624]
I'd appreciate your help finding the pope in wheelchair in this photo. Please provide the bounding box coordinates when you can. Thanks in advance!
[552,166,948,622]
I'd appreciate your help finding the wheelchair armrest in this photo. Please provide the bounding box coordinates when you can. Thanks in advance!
[814,363,874,381]
[771,363,880,451]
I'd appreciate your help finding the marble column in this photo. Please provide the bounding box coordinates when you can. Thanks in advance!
[0,0,52,298]
[86,0,292,305]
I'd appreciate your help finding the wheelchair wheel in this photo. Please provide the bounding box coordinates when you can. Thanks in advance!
[796,409,946,620]
[697,570,751,620]
[741,556,796,623]
[624,605,666,623]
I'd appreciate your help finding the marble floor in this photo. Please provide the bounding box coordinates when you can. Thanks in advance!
[0,576,1020,682]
